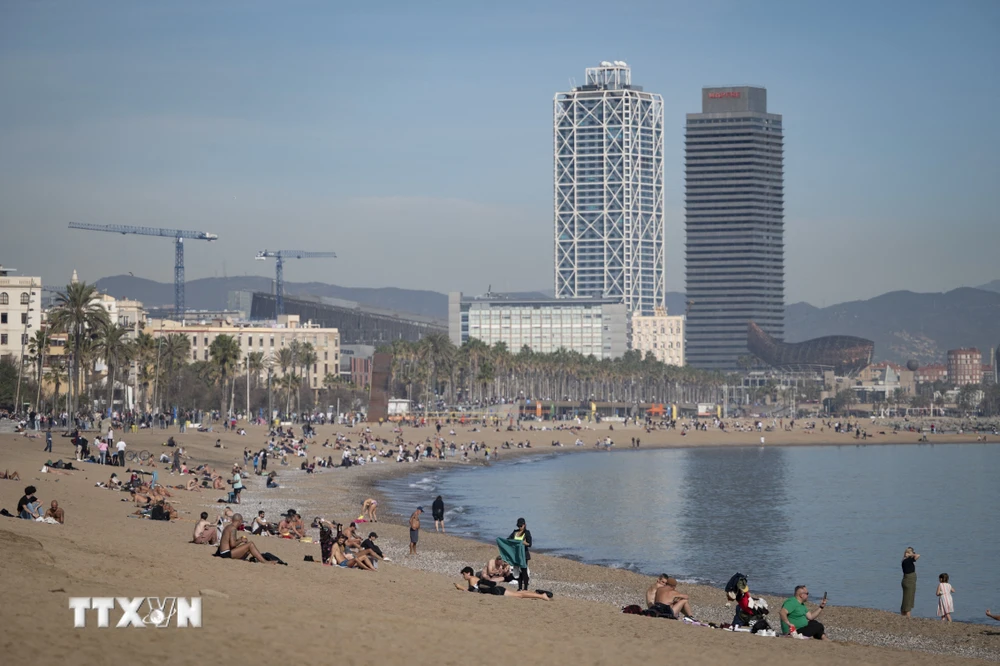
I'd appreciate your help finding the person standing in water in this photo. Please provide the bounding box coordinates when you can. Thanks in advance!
[901,546,920,617]
[432,495,445,533]
[509,517,533,591]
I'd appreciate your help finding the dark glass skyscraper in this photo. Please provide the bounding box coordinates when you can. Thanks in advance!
[685,86,784,371]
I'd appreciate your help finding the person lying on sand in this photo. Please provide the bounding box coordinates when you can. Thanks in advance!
[44,500,65,524]
[0,470,21,481]
[215,514,275,563]
[456,567,552,600]
[192,512,218,544]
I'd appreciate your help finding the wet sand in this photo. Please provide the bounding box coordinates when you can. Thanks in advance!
[1,422,997,665]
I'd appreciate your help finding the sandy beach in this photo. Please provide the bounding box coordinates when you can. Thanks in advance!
[1,421,998,665]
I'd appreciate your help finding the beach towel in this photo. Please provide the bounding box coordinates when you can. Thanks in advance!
[496,538,527,569]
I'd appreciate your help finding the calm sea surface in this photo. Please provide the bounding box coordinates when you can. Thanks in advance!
[379,444,999,623]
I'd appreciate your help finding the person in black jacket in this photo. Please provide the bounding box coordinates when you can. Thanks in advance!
[508,517,533,591]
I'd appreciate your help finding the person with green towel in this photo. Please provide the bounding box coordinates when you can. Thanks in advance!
[509,517,533,591]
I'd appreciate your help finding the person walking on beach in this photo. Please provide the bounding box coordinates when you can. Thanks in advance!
[432,495,445,533]
[901,547,920,616]
[509,517,533,591]
[409,506,423,555]
[936,573,954,621]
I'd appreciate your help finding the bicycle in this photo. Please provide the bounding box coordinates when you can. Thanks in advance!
[125,449,152,463]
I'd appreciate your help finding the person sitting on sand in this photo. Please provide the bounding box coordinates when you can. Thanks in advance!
[215,513,275,564]
[483,556,514,583]
[291,513,307,539]
[17,486,42,520]
[44,500,65,524]
[456,567,552,600]
[277,511,299,538]
[650,576,693,619]
[192,512,217,544]
[780,585,828,639]
[343,522,364,549]
[330,532,376,570]
[266,471,279,488]
[646,573,670,608]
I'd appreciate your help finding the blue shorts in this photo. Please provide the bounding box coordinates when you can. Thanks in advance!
[338,560,349,568]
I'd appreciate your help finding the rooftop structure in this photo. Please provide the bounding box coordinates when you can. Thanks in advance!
[747,321,873,375]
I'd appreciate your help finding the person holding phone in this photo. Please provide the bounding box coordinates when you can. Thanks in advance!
[901,546,920,617]
[780,585,828,639]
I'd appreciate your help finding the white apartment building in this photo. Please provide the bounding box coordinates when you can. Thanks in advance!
[448,292,628,360]
[0,266,42,365]
[630,308,685,366]
[148,314,341,392]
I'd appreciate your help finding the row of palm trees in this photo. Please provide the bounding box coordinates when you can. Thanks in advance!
[34,282,326,418]
[382,333,731,410]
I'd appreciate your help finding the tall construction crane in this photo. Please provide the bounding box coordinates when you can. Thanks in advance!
[68,222,218,317]
[255,250,337,316]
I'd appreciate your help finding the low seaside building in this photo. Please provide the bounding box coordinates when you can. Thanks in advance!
[915,363,948,385]
[147,314,341,395]
[630,307,685,366]
[448,292,628,360]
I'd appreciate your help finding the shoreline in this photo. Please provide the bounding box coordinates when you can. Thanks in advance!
[1,424,998,664]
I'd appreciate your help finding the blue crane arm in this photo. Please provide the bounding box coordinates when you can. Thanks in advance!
[68,221,218,241]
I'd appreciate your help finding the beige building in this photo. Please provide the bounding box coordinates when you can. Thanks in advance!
[147,314,341,392]
[630,308,685,366]
[0,266,42,365]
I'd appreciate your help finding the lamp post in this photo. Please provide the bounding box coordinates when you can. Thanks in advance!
[245,354,250,421]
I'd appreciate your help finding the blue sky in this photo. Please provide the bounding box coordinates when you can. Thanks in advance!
[1,0,998,306]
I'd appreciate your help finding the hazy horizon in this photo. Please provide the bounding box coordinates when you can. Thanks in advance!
[2,1,998,305]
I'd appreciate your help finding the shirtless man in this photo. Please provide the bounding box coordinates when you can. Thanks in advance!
[646,573,670,608]
[652,576,694,619]
[330,533,376,571]
[215,514,275,563]
[277,512,297,538]
[343,522,363,549]
[44,500,65,524]
[483,556,513,583]
[192,511,217,544]
[409,506,423,555]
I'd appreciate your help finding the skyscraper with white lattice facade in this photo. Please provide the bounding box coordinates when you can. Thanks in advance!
[554,62,665,316]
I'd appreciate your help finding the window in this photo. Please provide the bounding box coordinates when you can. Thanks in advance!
[20,292,30,305]
[204,350,208,360]
[0,293,7,305]
[22,312,28,324]
[0,333,6,344]
[21,333,28,345]
[0,313,6,324]
[247,337,252,347]
[192,351,197,361]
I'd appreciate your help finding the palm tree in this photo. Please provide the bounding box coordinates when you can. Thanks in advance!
[161,334,191,411]
[43,361,68,414]
[94,321,131,413]
[48,282,110,416]
[247,351,265,391]
[209,334,241,418]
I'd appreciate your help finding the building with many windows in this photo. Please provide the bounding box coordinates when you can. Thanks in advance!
[0,266,41,366]
[148,314,340,393]
[947,348,982,386]
[554,62,665,315]
[448,292,627,360]
[630,307,685,366]
[685,86,784,371]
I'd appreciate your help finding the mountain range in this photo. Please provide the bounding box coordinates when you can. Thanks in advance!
[94,275,1000,365]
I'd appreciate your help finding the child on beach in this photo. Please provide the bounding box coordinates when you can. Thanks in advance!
[937,573,954,621]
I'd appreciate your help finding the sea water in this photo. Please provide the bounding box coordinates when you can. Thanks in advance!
[380,443,1000,623]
